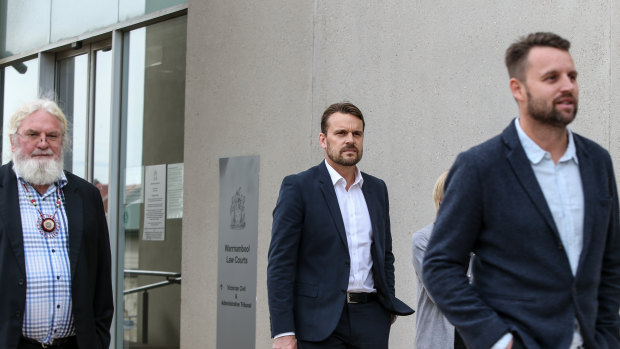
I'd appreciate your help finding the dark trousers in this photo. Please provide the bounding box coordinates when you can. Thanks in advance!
[299,300,392,349]
[454,329,467,349]
[19,336,78,349]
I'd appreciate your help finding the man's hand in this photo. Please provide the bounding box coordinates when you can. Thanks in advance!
[273,335,297,349]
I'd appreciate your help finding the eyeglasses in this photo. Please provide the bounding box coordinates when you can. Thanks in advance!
[16,131,62,144]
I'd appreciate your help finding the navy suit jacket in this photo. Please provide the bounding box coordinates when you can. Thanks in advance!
[267,161,413,341]
[423,121,620,349]
[0,162,113,349]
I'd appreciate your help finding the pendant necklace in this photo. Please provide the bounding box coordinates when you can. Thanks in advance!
[21,182,62,238]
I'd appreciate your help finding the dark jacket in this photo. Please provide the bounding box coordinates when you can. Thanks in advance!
[423,121,620,349]
[0,162,113,349]
[267,161,413,341]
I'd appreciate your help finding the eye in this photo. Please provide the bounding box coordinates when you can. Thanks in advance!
[26,132,39,138]
[47,134,60,141]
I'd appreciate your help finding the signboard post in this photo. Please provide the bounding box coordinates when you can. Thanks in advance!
[216,156,259,348]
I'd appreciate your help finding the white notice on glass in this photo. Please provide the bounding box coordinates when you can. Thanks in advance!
[167,163,184,219]
[143,164,166,241]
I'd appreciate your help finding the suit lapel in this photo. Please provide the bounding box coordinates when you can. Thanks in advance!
[62,174,83,277]
[503,122,560,236]
[574,136,594,270]
[0,163,27,276]
[361,175,380,243]
[317,162,349,248]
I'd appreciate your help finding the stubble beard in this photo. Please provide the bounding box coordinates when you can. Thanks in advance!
[326,140,362,167]
[526,90,578,127]
[13,146,64,186]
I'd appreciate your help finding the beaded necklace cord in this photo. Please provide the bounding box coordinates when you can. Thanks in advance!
[21,181,62,238]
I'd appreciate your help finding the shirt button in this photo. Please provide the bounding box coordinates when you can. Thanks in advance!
[57,276,60,280]
[57,305,60,309]
[51,249,55,253]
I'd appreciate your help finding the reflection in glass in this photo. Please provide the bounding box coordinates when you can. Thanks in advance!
[119,0,187,22]
[57,54,89,179]
[93,49,113,213]
[2,59,39,163]
[1,1,50,58]
[50,0,117,43]
[121,16,186,349]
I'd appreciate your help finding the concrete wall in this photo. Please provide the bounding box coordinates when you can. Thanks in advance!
[182,1,620,347]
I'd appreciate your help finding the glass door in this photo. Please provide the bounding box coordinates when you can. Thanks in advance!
[119,15,187,349]
[56,40,112,186]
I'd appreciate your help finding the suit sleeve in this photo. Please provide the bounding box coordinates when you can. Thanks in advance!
[267,176,304,338]
[93,188,114,349]
[594,155,620,348]
[382,182,396,296]
[423,152,510,349]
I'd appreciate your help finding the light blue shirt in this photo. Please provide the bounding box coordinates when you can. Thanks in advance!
[496,118,584,349]
[16,169,75,344]
[514,118,584,275]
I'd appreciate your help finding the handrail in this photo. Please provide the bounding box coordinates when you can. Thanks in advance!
[123,277,182,295]
[124,269,181,278]
[122,269,182,344]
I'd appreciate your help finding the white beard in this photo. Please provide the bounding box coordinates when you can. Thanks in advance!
[13,147,64,186]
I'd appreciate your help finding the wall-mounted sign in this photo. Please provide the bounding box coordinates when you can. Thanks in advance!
[143,164,166,241]
[217,156,259,349]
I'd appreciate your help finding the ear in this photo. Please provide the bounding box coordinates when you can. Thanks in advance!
[510,78,526,102]
[319,133,327,150]
[10,135,15,153]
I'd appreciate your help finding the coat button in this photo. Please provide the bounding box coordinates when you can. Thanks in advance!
[18,279,24,286]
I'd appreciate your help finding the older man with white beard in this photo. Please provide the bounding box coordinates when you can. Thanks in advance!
[0,99,113,349]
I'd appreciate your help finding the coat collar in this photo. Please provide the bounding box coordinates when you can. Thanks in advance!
[0,162,26,276]
[502,120,560,237]
[502,119,596,275]
[317,161,349,248]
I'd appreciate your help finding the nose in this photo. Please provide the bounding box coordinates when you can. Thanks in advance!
[560,74,577,92]
[344,133,355,143]
[36,137,51,147]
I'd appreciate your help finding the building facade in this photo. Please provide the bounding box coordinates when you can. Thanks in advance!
[2,1,620,348]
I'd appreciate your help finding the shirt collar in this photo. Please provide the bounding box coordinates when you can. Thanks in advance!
[324,159,364,187]
[514,118,578,165]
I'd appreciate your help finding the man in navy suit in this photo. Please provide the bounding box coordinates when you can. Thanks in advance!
[423,32,620,349]
[267,102,413,349]
[0,99,113,349]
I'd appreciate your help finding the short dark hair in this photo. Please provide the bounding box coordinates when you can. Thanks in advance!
[505,32,571,81]
[320,102,365,135]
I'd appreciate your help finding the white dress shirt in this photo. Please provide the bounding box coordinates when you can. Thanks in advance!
[325,160,376,293]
